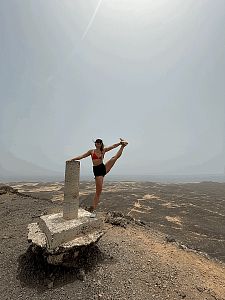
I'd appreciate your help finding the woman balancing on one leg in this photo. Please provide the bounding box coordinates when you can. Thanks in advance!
[67,138,128,217]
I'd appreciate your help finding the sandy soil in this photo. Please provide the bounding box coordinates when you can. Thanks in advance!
[0,181,225,299]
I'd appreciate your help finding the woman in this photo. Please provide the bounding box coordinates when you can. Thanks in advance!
[67,138,128,217]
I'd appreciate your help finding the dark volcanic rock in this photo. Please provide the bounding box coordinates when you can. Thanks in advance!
[105,211,128,228]
[166,236,176,243]
[0,184,18,194]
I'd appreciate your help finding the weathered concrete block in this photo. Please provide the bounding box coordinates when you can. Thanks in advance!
[63,202,79,220]
[63,160,80,219]
[27,223,47,247]
[27,160,105,265]
[38,208,103,249]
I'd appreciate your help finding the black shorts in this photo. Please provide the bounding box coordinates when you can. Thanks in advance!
[93,163,106,178]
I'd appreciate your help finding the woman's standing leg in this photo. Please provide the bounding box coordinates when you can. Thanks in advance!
[92,176,104,210]
[105,144,127,174]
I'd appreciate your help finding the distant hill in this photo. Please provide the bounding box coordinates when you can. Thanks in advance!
[0,149,62,182]
[0,147,224,182]
[173,152,224,175]
[147,151,224,175]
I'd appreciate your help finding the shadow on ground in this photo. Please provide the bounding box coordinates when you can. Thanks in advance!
[16,244,109,292]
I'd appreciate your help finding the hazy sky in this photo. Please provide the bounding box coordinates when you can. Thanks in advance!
[1,0,225,179]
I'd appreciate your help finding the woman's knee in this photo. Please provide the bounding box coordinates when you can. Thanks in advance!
[113,154,120,161]
[95,180,103,195]
[116,150,123,159]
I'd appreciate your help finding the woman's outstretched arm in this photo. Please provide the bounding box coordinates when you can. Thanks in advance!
[67,149,92,161]
[104,142,121,153]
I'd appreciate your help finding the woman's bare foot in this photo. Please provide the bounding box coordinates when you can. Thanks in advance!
[120,138,128,146]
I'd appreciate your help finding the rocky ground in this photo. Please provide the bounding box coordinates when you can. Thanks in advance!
[0,182,225,300]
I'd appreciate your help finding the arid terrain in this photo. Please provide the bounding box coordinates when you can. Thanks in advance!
[0,180,225,299]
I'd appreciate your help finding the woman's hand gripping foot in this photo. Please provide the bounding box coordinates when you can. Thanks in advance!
[119,138,128,146]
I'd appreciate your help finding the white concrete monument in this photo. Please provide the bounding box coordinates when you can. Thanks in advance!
[27,160,104,264]
[63,160,80,219]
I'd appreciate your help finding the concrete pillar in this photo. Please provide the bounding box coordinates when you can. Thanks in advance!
[63,160,80,220]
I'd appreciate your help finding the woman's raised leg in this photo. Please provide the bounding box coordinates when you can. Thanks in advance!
[105,144,127,174]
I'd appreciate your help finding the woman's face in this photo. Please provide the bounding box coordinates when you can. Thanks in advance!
[95,141,102,149]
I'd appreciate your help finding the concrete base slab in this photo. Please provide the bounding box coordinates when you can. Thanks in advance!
[28,223,47,248]
[27,221,104,265]
[28,209,103,250]
[38,208,103,250]
[28,222,104,251]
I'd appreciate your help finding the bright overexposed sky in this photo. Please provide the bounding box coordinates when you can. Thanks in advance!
[0,0,225,180]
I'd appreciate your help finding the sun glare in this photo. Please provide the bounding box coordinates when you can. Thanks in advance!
[103,0,172,19]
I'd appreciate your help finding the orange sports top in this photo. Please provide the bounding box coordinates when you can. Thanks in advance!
[91,150,103,160]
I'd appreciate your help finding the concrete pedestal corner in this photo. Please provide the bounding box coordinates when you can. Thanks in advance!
[38,208,103,250]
